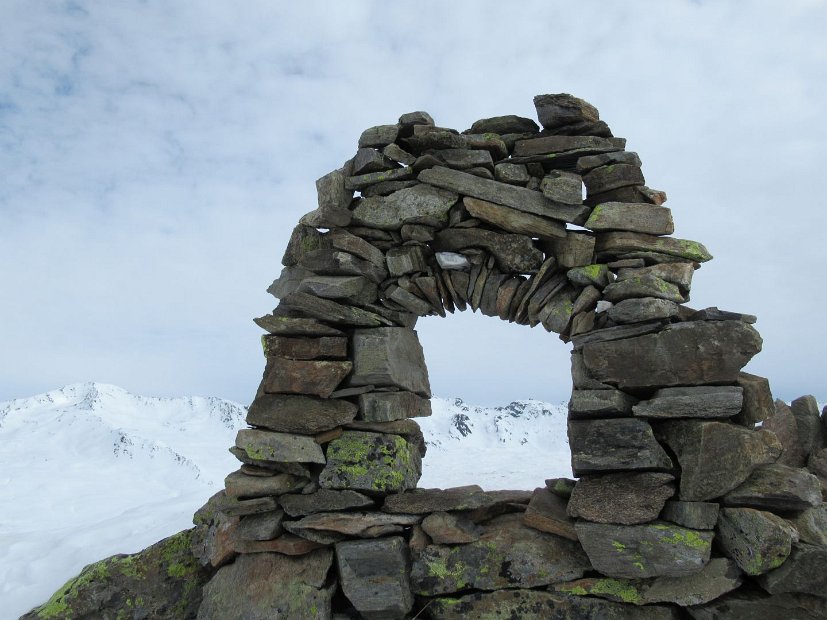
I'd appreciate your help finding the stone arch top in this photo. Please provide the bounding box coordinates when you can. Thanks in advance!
[194,94,827,620]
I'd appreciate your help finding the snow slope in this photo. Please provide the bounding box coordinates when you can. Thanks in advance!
[1,384,570,617]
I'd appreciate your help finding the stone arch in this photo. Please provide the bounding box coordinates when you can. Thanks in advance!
[196,95,827,619]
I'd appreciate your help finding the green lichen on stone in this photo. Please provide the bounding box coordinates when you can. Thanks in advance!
[34,560,111,618]
[566,586,589,596]
[589,579,643,604]
[612,540,626,552]
[652,524,711,550]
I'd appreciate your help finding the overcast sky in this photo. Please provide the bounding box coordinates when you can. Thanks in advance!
[1,1,825,407]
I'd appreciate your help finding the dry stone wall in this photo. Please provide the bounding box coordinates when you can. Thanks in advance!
[194,94,827,619]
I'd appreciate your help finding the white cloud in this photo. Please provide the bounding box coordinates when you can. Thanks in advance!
[1,0,825,404]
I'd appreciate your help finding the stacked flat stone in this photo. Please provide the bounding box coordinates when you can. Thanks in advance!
[194,94,827,620]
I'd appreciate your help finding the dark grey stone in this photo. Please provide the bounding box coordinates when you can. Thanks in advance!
[596,231,713,263]
[348,327,430,396]
[297,275,378,306]
[585,201,674,236]
[633,386,744,419]
[568,418,673,475]
[607,297,680,324]
[300,168,353,228]
[723,463,823,510]
[584,164,645,195]
[716,507,798,575]
[568,472,676,525]
[358,124,399,148]
[351,184,458,230]
[616,262,695,295]
[522,486,578,540]
[534,93,600,130]
[357,390,431,422]
[540,170,584,205]
[280,291,390,327]
[569,389,638,419]
[493,162,530,185]
[352,147,399,175]
[279,489,374,517]
[235,429,326,465]
[468,114,539,135]
[577,150,643,173]
[661,501,719,530]
[433,227,543,273]
[235,510,285,541]
[247,394,357,434]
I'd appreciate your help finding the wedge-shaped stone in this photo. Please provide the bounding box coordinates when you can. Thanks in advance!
[197,550,334,620]
[327,228,385,268]
[616,262,694,294]
[247,394,357,434]
[351,184,458,230]
[576,521,714,578]
[336,537,413,620]
[261,357,351,398]
[298,248,387,283]
[319,431,421,493]
[633,386,744,419]
[427,590,679,620]
[462,196,565,239]
[581,321,763,390]
[279,489,374,517]
[661,501,719,530]
[267,265,314,299]
[757,543,827,598]
[513,134,622,158]
[253,315,343,337]
[568,418,673,475]
[577,151,642,173]
[722,463,822,510]
[385,284,433,316]
[522,486,578,540]
[386,244,429,276]
[603,274,684,303]
[280,291,389,327]
[568,472,675,525]
[585,201,674,235]
[352,147,398,175]
[426,147,493,170]
[284,512,421,544]
[235,428,326,465]
[410,513,590,595]
[348,327,430,396]
[656,421,782,501]
[608,297,680,324]
[296,275,378,306]
[596,231,712,262]
[420,165,589,223]
[261,335,347,360]
[584,163,645,195]
[357,390,431,422]
[569,389,638,418]
[433,227,543,273]
[717,507,798,575]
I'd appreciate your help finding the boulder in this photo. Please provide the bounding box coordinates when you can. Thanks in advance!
[580,321,763,390]
[359,124,399,148]
[632,386,744,419]
[716,507,798,575]
[348,327,431,396]
[568,418,673,475]
[656,421,782,501]
[567,472,676,525]
[336,537,413,620]
[722,463,822,510]
[23,529,210,620]
[410,514,590,595]
[319,431,421,493]
[246,394,357,434]
[197,549,334,620]
[575,521,714,578]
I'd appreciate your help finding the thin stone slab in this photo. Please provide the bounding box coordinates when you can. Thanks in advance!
[577,151,643,173]
[327,228,386,269]
[691,306,758,323]
[584,163,645,194]
[261,357,352,398]
[716,507,798,575]
[462,196,566,239]
[218,496,280,518]
[283,512,421,544]
[607,298,680,324]
[351,184,458,230]
[568,473,676,525]
[522,486,578,541]
[633,386,744,419]
[569,389,638,419]
[246,394,357,434]
[348,327,431,396]
[318,431,421,493]
[420,165,590,223]
[426,590,679,620]
[616,262,694,295]
[261,335,347,360]
[581,321,763,389]
[224,471,306,499]
[298,248,387,283]
[346,167,416,191]
[722,463,823,510]
[386,284,433,316]
[512,135,624,158]
[571,320,664,349]
[568,418,673,475]
[596,231,713,263]
[267,265,315,299]
[426,147,493,170]
[575,521,714,578]
[279,489,374,517]
[231,533,326,556]
[196,550,334,620]
[432,227,543,273]
[603,274,684,303]
[280,292,389,327]
[382,485,490,513]
[585,201,674,235]
[336,537,413,620]
[357,391,431,422]
[757,543,827,597]
[235,429,326,465]
[296,275,378,306]
[410,513,590,595]
[253,315,344,337]
[661,501,719,530]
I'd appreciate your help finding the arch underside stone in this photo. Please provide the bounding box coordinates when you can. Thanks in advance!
[196,95,827,619]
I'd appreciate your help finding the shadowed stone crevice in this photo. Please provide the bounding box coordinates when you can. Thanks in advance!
[23,93,827,619]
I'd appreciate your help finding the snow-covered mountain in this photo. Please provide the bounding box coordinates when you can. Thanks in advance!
[0,383,570,617]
